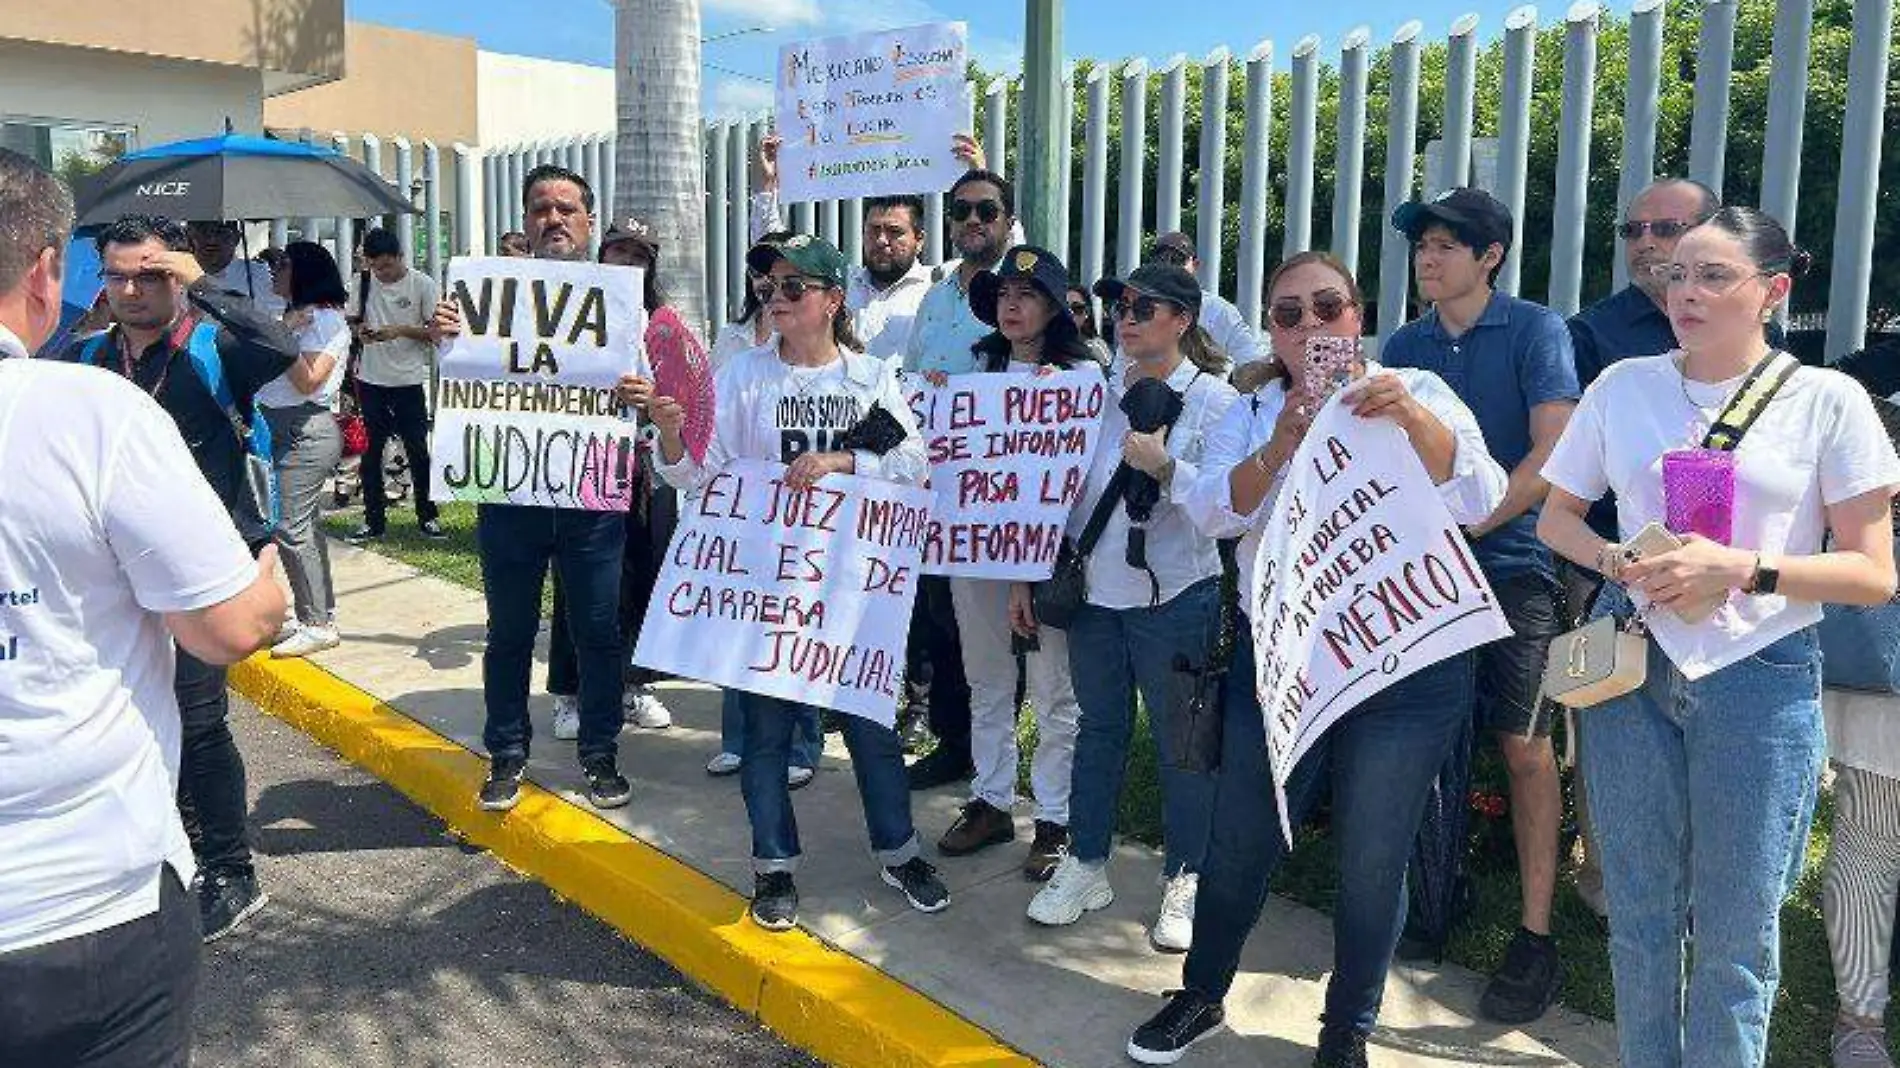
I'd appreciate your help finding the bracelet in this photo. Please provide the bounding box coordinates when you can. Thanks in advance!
[1251,445,1276,474]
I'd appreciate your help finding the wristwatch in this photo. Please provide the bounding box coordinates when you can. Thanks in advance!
[1749,554,1781,595]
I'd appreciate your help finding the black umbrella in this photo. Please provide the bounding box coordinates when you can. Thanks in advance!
[74,134,417,228]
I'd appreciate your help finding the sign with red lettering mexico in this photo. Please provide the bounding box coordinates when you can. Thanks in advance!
[632,459,931,726]
[906,369,1108,580]
[1251,390,1510,845]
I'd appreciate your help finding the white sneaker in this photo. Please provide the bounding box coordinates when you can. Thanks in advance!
[624,686,673,729]
[1027,855,1114,926]
[706,751,743,776]
[788,765,814,790]
[273,616,299,646]
[271,625,340,659]
[1150,871,1198,953]
[551,695,580,741]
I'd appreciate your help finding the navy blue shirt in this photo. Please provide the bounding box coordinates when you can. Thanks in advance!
[1382,290,1580,582]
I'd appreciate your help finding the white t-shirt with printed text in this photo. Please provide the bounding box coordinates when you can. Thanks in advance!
[349,268,441,388]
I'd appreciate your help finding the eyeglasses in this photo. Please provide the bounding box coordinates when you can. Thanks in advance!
[102,270,171,289]
[1067,302,1091,315]
[1649,262,1771,295]
[1113,295,1179,324]
[1617,218,1703,242]
[948,199,1004,224]
[754,275,829,303]
[1268,290,1354,329]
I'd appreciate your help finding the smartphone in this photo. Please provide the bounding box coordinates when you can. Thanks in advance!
[1622,521,1723,623]
[1301,337,1359,406]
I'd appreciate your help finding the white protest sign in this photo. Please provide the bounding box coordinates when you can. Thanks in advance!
[632,459,931,726]
[904,369,1108,580]
[432,257,647,511]
[777,22,969,202]
[1251,390,1511,845]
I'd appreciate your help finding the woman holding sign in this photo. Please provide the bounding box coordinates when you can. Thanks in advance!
[1536,209,1900,1068]
[924,245,1093,881]
[642,233,950,933]
[1024,263,1238,952]
[1128,252,1506,1067]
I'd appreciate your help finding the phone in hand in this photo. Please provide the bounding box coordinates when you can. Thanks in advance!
[1301,336,1359,407]
[1623,521,1723,623]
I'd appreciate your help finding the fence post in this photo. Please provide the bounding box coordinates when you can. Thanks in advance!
[1440,14,1480,193]
[602,133,620,246]
[390,138,414,256]
[706,121,729,333]
[1054,66,1076,263]
[1614,0,1664,291]
[819,198,840,247]
[506,148,524,233]
[727,122,748,311]
[985,78,1010,178]
[1760,0,1815,246]
[1689,0,1739,197]
[360,135,387,236]
[482,149,500,252]
[1283,35,1320,258]
[269,220,289,250]
[1379,22,1424,334]
[331,133,353,266]
[454,143,478,258]
[1116,59,1150,275]
[1549,2,1600,316]
[1156,55,1188,237]
[1332,27,1372,276]
[1081,64,1110,293]
[1825,0,1893,361]
[1496,7,1538,295]
[1235,40,1275,329]
[422,140,442,277]
[1197,49,1230,294]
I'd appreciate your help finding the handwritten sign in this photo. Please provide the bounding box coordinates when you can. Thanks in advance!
[1251,392,1511,844]
[777,22,969,202]
[632,460,931,726]
[905,370,1107,580]
[432,257,647,511]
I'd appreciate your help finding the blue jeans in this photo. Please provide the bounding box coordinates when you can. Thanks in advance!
[1183,632,1477,1038]
[1065,579,1220,875]
[1581,585,1825,1068]
[721,689,821,770]
[478,503,627,765]
[739,691,918,874]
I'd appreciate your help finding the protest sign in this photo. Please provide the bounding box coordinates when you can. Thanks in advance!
[905,369,1107,580]
[632,459,931,726]
[776,22,968,202]
[1250,389,1511,844]
[432,257,647,511]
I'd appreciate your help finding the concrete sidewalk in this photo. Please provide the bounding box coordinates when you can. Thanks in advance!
[241,542,1620,1068]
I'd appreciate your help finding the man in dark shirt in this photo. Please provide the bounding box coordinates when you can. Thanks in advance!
[87,214,298,943]
[1568,179,1720,389]
[1384,188,1579,1024]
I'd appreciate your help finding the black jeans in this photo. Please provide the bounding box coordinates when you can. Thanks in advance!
[175,649,253,880]
[478,503,626,765]
[549,484,679,695]
[0,867,201,1067]
[905,575,971,761]
[358,381,438,531]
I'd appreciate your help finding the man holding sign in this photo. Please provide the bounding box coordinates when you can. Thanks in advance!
[430,164,646,815]
[1127,253,1508,1068]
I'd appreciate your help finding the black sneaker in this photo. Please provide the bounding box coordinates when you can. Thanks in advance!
[418,518,448,540]
[343,524,383,546]
[881,857,950,913]
[1479,927,1561,1024]
[582,757,633,809]
[1127,989,1225,1065]
[1313,1025,1368,1068]
[199,871,268,944]
[906,747,974,791]
[480,756,526,811]
[750,872,799,932]
[1022,819,1070,882]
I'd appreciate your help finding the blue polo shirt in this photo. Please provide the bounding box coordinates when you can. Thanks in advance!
[1381,290,1580,582]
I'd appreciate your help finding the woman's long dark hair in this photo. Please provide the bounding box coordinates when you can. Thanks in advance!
[1067,285,1099,339]
[734,228,796,326]
[283,241,347,309]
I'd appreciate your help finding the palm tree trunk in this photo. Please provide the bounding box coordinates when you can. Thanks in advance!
[613,0,708,337]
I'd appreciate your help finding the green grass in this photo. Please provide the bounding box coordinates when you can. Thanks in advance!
[330,522,1868,1065]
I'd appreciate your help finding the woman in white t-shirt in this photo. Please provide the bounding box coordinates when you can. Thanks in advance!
[258,242,352,658]
[1538,208,1900,1068]
[644,233,948,933]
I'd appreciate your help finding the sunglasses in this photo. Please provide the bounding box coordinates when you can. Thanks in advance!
[1113,295,1179,324]
[754,276,830,303]
[1067,302,1091,315]
[1617,218,1701,241]
[1268,290,1353,329]
[949,199,1004,224]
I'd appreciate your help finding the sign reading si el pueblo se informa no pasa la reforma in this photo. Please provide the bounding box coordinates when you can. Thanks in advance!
[777,22,969,202]
[431,256,649,511]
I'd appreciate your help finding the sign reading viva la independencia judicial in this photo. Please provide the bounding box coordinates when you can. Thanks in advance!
[776,22,969,203]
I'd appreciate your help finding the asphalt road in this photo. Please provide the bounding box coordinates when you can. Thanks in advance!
[194,696,819,1068]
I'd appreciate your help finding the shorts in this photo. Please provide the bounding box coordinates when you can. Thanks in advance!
[1477,571,1563,738]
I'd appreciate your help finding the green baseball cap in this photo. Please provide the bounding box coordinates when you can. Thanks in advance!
[745,232,848,289]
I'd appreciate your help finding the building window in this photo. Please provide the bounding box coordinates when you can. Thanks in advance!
[0,118,134,185]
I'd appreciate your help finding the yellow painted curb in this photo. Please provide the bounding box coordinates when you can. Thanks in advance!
[230,655,1038,1068]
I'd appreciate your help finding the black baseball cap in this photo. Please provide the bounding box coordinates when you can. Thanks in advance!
[971,245,1071,328]
[745,232,848,289]
[1392,187,1515,255]
[1094,263,1202,321]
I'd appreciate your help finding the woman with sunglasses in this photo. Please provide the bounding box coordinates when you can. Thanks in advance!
[1024,263,1237,952]
[925,246,1093,882]
[1065,284,1112,366]
[1125,251,1505,1066]
[1537,208,1900,1068]
[710,228,795,373]
[642,233,950,932]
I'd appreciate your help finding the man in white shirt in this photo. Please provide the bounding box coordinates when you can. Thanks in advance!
[1147,231,1268,372]
[345,227,446,542]
[0,147,285,1068]
[188,219,286,318]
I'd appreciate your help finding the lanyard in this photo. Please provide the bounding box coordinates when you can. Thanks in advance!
[115,316,197,401]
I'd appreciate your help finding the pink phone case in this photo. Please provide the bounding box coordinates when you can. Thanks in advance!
[1302,337,1358,405]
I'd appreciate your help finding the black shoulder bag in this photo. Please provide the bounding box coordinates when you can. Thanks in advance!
[1164,538,1241,774]
[1034,464,1131,630]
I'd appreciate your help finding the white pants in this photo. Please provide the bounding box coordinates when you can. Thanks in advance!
[950,577,1080,824]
